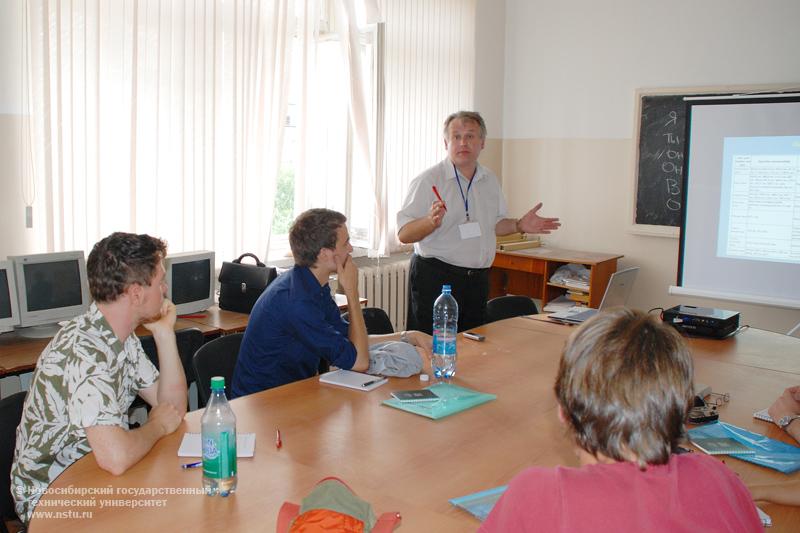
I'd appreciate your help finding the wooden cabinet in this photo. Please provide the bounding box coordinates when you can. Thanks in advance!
[489,247,623,309]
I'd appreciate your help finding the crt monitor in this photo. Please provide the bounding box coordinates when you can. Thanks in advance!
[0,260,20,334]
[10,251,90,338]
[164,251,215,315]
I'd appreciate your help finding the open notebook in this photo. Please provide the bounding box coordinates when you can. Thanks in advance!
[548,267,639,324]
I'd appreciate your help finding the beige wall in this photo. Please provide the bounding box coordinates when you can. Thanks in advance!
[0,1,33,259]
[478,0,800,333]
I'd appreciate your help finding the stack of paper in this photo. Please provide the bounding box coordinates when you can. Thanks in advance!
[496,233,541,251]
[542,294,576,313]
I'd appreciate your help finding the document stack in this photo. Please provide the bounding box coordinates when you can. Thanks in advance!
[496,233,541,251]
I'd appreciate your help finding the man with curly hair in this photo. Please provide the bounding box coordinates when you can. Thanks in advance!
[11,232,186,524]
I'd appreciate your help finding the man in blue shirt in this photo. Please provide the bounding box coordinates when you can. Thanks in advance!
[232,208,430,397]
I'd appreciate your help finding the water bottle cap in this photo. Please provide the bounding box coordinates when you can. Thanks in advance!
[210,376,225,390]
[442,284,451,293]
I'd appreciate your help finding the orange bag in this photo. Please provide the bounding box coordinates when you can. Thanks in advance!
[276,477,401,533]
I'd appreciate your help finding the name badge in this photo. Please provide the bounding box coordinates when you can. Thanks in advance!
[459,221,482,240]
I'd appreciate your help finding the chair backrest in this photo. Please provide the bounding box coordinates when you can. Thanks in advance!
[192,333,244,407]
[341,307,394,335]
[139,327,206,387]
[0,391,27,526]
[485,295,538,323]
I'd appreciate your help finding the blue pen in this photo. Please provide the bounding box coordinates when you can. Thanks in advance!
[182,461,202,469]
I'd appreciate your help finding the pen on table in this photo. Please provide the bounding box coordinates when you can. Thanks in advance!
[181,461,202,469]
[362,378,384,388]
[276,428,282,449]
[431,185,447,211]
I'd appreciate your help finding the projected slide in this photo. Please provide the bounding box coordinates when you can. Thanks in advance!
[675,97,800,309]
[718,136,800,264]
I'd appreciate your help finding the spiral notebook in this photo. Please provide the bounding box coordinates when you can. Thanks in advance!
[691,437,755,456]
[319,369,388,391]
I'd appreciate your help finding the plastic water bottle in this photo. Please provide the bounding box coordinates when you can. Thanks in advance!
[432,284,458,381]
[201,376,237,496]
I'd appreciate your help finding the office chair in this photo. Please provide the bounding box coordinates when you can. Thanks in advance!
[0,391,27,533]
[485,295,538,324]
[341,307,394,335]
[192,333,244,407]
[132,327,205,413]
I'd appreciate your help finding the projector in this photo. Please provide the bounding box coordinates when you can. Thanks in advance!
[663,305,740,339]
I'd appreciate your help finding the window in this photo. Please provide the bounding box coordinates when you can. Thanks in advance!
[22,0,476,262]
[270,0,379,258]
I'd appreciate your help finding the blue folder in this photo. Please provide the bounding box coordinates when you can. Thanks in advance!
[382,382,495,420]
[687,421,800,474]
[449,485,507,521]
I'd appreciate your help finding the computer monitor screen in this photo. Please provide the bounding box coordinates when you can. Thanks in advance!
[164,251,215,315]
[11,251,90,337]
[0,261,20,333]
[24,260,83,311]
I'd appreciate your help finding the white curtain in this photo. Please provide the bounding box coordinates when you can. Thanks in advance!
[291,0,475,256]
[381,0,476,253]
[24,0,293,261]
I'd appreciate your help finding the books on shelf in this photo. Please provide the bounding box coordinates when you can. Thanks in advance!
[496,232,526,244]
[563,279,590,290]
[496,233,541,251]
[566,291,590,304]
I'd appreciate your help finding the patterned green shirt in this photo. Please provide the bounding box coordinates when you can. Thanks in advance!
[11,302,159,523]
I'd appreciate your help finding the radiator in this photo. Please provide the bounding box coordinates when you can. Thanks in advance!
[357,260,410,333]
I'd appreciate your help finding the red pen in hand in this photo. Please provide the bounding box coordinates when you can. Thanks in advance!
[431,186,447,211]
[276,428,282,449]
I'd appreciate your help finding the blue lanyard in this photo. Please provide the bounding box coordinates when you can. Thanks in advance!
[453,163,477,221]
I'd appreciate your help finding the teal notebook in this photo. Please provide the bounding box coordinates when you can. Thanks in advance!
[382,383,496,420]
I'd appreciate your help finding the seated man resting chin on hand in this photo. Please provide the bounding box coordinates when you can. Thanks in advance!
[11,232,187,525]
[232,208,431,398]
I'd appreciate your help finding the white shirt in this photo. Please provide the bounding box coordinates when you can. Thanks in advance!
[397,158,508,269]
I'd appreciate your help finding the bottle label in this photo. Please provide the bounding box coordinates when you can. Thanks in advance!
[202,431,237,479]
[432,328,457,355]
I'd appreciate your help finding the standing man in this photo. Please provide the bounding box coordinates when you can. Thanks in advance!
[232,208,431,397]
[397,111,560,333]
[12,232,186,524]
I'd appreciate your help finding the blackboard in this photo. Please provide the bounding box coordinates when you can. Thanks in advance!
[634,94,690,227]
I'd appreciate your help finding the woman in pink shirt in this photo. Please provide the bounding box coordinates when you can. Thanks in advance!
[481,308,762,533]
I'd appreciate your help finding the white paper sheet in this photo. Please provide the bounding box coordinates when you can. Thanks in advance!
[177,432,256,457]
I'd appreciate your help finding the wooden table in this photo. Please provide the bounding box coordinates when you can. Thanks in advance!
[0,319,215,377]
[0,298,366,377]
[28,319,800,531]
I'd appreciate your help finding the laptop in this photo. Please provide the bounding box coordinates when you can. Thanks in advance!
[548,267,639,324]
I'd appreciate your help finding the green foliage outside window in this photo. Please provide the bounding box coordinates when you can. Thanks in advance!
[272,167,295,235]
